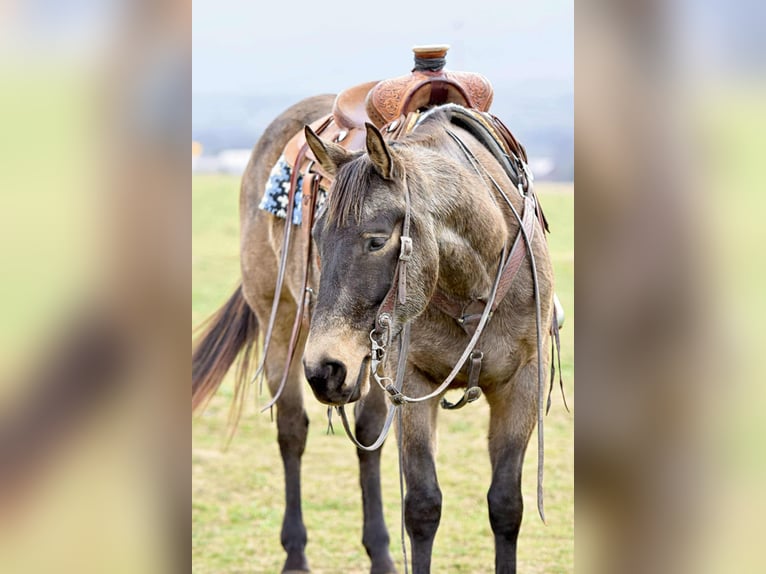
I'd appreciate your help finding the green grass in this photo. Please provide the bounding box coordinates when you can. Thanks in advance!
[192,175,574,573]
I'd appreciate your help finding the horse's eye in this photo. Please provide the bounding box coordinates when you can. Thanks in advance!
[366,236,388,252]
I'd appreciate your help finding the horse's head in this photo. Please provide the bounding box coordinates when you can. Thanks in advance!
[301,123,439,405]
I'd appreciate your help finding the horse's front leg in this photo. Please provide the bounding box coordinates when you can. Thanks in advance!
[485,362,538,574]
[355,384,397,574]
[400,372,442,574]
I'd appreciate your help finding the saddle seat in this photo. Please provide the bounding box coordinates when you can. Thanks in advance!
[283,45,494,182]
[333,80,379,131]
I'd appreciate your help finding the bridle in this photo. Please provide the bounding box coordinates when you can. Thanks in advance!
[251,106,564,533]
[334,107,556,525]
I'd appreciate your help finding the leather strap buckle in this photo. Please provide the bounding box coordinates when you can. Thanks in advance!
[399,236,413,261]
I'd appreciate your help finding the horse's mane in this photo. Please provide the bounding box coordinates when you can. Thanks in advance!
[323,112,449,229]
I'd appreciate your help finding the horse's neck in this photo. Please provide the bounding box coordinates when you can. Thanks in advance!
[426,146,511,302]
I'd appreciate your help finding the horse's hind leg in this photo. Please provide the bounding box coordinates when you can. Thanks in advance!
[247,283,311,573]
[354,384,397,574]
[264,317,311,573]
[273,363,311,571]
[485,362,538,574]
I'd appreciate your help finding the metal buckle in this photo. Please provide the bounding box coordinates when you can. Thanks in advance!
[399,236,413,261]
[369,328,387,376]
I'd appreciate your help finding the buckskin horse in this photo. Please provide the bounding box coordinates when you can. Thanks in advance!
[193,46,561,574]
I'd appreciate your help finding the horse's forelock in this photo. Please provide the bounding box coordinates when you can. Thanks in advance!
[323,123,444,230]
[324,155,375,229]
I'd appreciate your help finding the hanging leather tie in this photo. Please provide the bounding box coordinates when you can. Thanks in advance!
[441,350,484,410]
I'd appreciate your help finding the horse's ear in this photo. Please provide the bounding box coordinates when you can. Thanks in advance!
[364,122,393,180]
[304,125,351,176]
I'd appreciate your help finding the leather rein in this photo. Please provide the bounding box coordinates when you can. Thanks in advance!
[252,107,554,522]
[335,108,551,521]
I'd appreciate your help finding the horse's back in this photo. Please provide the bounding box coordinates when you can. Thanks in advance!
[239,94,334,228]
[239,94,334,312]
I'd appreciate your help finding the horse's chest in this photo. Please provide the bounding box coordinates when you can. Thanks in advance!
[408,327,522,388]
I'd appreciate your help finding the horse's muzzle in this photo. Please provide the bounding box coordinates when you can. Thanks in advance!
[304,356,362,405]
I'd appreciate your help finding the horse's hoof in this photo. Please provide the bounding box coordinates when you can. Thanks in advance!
[370,567,398,574]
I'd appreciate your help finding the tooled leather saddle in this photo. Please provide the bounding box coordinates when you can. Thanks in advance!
[283,45,497,185]
[257,45,560,422]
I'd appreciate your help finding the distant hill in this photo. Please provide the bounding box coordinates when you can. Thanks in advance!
[193,82,572,181]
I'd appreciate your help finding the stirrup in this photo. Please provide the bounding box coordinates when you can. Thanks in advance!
[553,293,565,329]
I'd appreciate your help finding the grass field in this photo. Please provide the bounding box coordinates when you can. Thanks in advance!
[192,175,574,573]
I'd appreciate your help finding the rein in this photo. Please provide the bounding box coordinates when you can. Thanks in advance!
[254,107,556,552]
[335,110,551,522]
[337,239,507,450]
[444,122,550,522]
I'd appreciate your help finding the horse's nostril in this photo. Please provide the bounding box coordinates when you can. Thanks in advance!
[305,358,347,397]
[324,359,346,383]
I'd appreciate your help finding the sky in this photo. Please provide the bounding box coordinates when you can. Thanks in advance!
[192,0,573,97]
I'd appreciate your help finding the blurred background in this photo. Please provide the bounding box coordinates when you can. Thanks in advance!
[192,0,573,180]
[576,1,766,573]
[0,0,188,573]
[0,0,764,572]
[191,2,574,572]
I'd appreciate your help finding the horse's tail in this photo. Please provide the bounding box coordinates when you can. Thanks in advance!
[192,285,259,431]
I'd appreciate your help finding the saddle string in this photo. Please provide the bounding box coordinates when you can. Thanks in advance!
[552,311,569,412]
[250,143,309,391]
[547,333,556,415]
[547,310,570,414]
[250,117,333,397]
[259,172,321,414]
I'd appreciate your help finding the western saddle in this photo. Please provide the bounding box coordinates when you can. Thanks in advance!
[284,45,495,182]
[260,46,549,421]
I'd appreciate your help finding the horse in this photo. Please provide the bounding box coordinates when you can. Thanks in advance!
[192,95,555,574]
